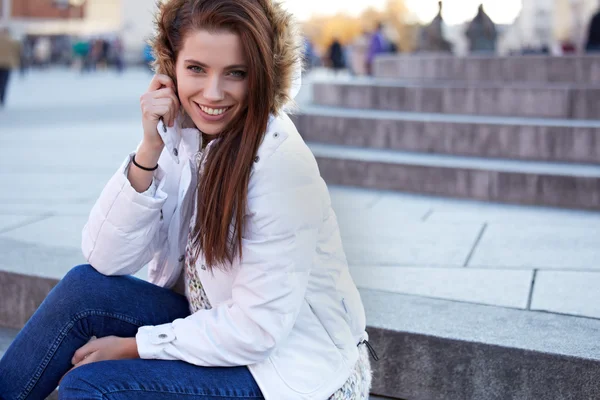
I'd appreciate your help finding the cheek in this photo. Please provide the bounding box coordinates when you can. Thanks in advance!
[176,76,194,99]
[234,83,249,105]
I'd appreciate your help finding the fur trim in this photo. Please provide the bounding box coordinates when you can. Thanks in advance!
[151,0,302,115]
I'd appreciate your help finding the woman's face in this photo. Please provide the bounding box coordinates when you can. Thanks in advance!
[175,29,249,136]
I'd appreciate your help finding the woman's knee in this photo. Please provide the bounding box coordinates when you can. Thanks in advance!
[58,365,103,399]
[62,264,102,283]
[59,264,108,290]
[51,264,114,305]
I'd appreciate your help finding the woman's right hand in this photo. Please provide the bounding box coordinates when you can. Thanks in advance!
[139,74,180,150]
[129,74,179,193]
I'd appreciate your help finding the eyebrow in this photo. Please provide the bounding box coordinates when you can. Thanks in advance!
[184,59,247,69]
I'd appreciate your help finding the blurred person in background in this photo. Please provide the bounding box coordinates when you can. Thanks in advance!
[586,5,600,52]
[112,37,125,73]
[0,29,20,107]
[88,38,104,72]
[143,40,155,73]
[302,36,316,73]
[101,38,111,69]
[328,38,345,74]
[73,37,91,73]
[34,36,51,68]
[19,37,33,77]
[366,23,388,76]
[350,31,369,76]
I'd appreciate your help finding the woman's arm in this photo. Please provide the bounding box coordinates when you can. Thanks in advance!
[81,148,169,276]
[127,140,163,193]
[134,147,324,366]
[82,74,178,276]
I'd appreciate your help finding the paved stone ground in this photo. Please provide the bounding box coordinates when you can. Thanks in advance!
[1,67,600,322]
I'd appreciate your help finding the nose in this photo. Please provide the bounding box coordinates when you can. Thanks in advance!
[204,74,225,102]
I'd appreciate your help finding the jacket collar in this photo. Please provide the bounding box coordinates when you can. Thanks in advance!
[157,113,290,169]
[157,113,200,165]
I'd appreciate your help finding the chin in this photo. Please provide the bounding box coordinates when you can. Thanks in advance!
[195,122,223,136]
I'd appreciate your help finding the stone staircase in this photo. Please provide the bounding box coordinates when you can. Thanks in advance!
[293,57,600,211]
[290,56,600,399]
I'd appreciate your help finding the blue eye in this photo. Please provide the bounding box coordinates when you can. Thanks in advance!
[187,65,204,73]
[230,70,247,78]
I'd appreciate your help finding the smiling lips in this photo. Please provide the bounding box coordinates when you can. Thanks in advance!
[200,105,231,115]
[195,102,232,121]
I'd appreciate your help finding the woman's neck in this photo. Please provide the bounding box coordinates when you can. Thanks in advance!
[202,132,219,150]
[180,113,215,150]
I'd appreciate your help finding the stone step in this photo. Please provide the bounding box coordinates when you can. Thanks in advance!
[0,283,395,399]
[306,143,600,210]
[312,80,600,120]
[363,289,600,400]
[0,327,17,359]
[374,54,600,85]
[6,277,600,400]
[292,107,600,164]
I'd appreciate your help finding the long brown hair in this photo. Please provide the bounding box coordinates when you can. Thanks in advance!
[152,0,301,270]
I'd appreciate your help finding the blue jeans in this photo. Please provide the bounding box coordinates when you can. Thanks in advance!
[0,265,263,400]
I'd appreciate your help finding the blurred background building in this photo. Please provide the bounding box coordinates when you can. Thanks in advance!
[2,0,600,65]
[499,0,599,54]
[0,0,153,64]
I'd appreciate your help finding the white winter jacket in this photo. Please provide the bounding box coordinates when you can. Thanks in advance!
[81,113,368,399]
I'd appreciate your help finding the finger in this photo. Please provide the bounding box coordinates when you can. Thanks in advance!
[153,105,173,125]
[148,74,174,91]
[155,90,180,127]
[72,340,97,365]
[152,98,176,123]
[75,352,98,367]
[150,91,178,124]
[151,87,177,99]
[152,98,174,112]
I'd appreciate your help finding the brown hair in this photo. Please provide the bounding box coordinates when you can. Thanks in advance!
[152,0,301,270]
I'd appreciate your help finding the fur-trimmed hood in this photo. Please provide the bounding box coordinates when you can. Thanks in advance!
[151,0,303,115]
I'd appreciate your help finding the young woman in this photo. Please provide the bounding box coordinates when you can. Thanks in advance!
[0,1,374,399]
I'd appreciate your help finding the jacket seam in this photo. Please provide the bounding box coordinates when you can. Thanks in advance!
[86,179,127,262]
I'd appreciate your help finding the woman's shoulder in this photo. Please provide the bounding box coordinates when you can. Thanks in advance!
[258,113,316,169]
[248,113,322,197]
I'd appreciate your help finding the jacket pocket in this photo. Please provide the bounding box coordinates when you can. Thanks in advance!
[306,294,355,351]
[269,300,345,394]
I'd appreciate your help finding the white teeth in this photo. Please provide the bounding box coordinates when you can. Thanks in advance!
[200,105,229,116]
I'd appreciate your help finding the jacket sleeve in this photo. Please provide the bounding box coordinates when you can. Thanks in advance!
[135,146,324,366]
[81,152,169,276]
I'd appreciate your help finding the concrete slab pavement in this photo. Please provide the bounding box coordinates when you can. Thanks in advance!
[468,224,600,270]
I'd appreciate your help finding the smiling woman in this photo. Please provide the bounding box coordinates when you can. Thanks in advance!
[176,31,249,136]
[0,1,374,400]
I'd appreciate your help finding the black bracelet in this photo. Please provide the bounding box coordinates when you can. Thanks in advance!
[132,154,159,171]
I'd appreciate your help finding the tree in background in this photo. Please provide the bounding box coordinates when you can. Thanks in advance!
[301,0,418,54]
